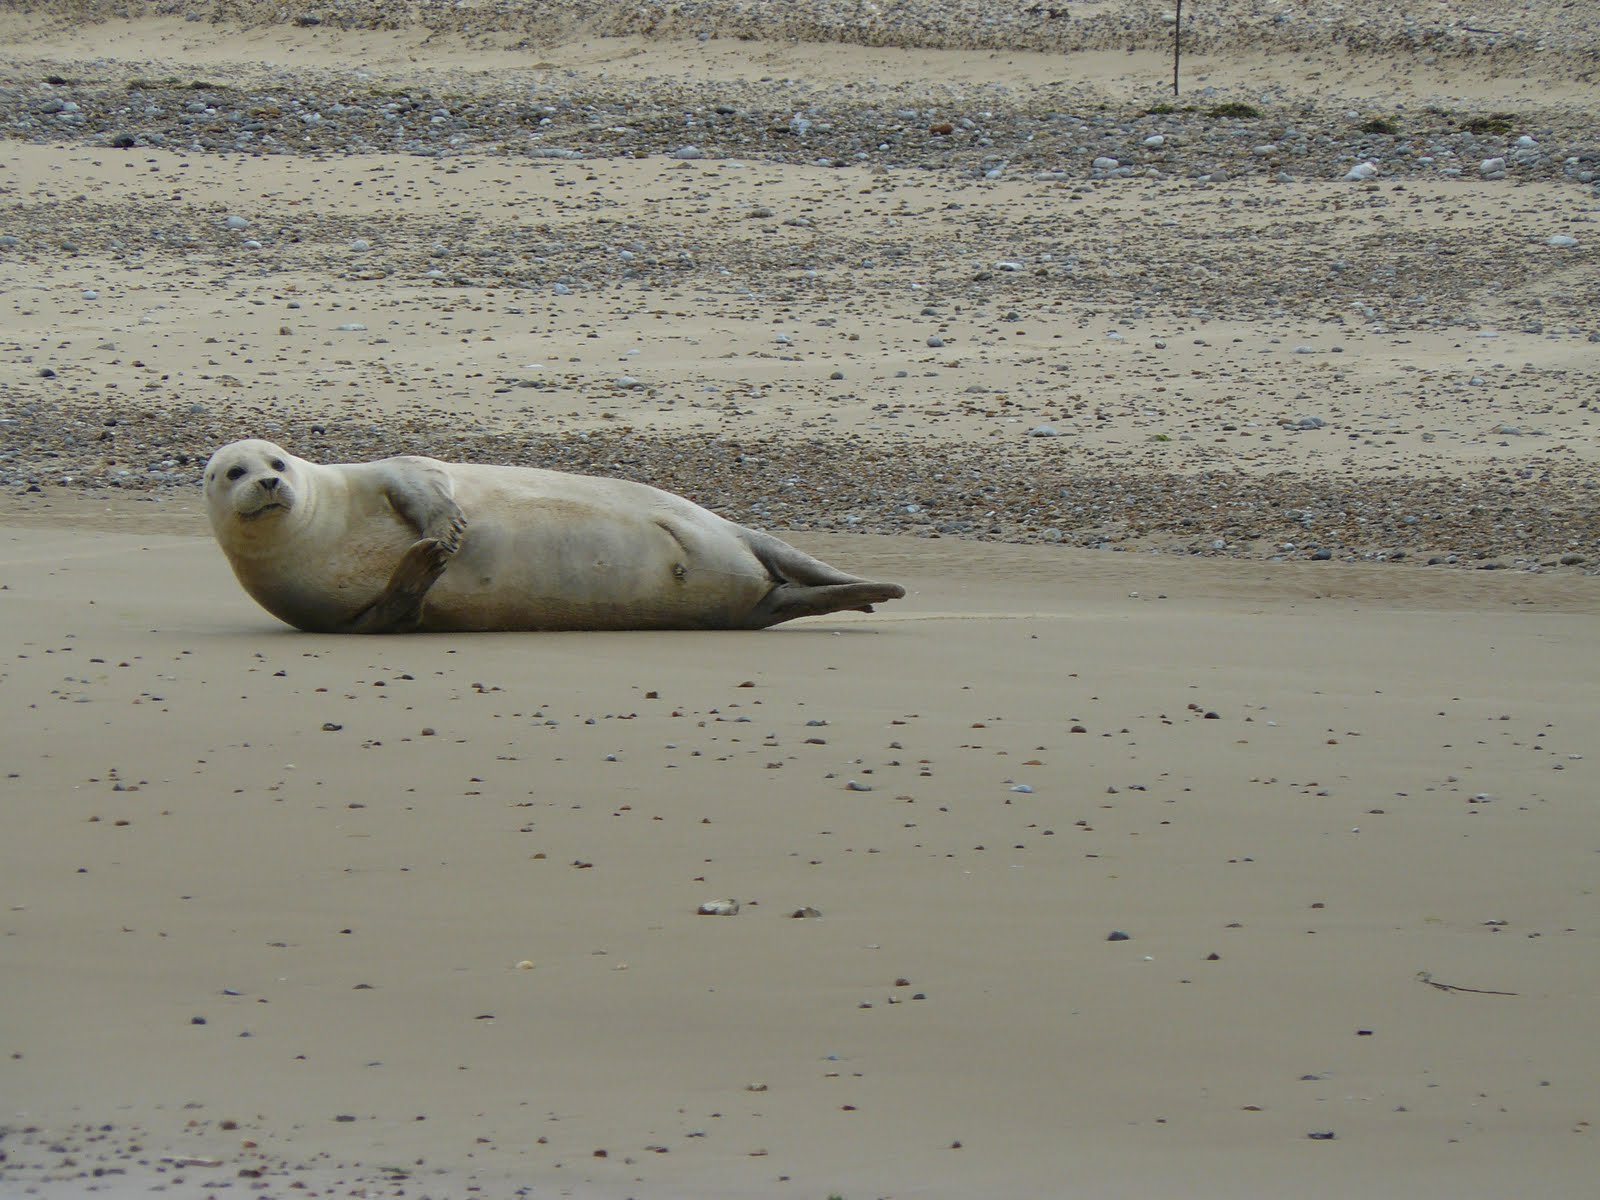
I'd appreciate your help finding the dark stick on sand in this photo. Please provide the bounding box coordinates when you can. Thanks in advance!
[1173,0,1183,95]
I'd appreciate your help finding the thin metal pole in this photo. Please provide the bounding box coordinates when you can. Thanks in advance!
[1173,0,1182,96]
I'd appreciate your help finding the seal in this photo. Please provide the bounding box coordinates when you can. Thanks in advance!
[203,439,906,633]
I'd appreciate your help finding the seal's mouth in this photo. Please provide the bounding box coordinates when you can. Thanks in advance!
[240,502,288,520]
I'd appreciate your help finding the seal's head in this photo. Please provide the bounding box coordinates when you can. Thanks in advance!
[204,439,305,539]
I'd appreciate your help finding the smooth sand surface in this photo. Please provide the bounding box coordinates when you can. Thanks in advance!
[2,3,1599,1196]
[4,508,1598,1197]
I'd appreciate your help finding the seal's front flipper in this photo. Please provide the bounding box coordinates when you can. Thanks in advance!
[746,581,907,629]
[383,457,468,552]
[345,537,451,634]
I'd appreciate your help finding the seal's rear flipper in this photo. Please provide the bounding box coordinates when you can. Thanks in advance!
[745,529,873,587]
[747,581,907,629]
[345,537,451,634]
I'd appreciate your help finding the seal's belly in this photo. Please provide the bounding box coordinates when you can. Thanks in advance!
[235,520,415,632]
[420,503,771,632]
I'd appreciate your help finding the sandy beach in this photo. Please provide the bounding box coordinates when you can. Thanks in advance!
[2,2,1598,1196]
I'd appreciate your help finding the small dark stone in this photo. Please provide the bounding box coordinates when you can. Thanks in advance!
[1307,1130,1337,1140]
[110,133,137,149]
[1106,930,1131,942]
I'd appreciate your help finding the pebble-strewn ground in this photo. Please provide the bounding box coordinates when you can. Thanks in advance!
[1,0,1597,573]
[4,397,1597,569]
[13,0,1600,62]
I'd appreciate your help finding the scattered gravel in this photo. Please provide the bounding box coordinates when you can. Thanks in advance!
[2,60,1596,190]
[3,398,1594,571]
[14,0,1600,67]
[1,2,1596,575]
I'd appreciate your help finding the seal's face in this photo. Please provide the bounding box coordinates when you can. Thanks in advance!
[204,439,302,529]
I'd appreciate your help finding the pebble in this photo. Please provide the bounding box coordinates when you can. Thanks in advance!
[1546,234,1578,248]
[697,899,740,916]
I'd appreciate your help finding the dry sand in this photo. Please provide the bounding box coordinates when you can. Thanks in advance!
[2,3,1599,1197]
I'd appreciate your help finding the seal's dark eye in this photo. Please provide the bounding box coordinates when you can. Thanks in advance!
[271,459,286,472]
[226,466,246,481]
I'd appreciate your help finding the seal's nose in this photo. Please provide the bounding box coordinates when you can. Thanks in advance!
[260,476,279,492]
